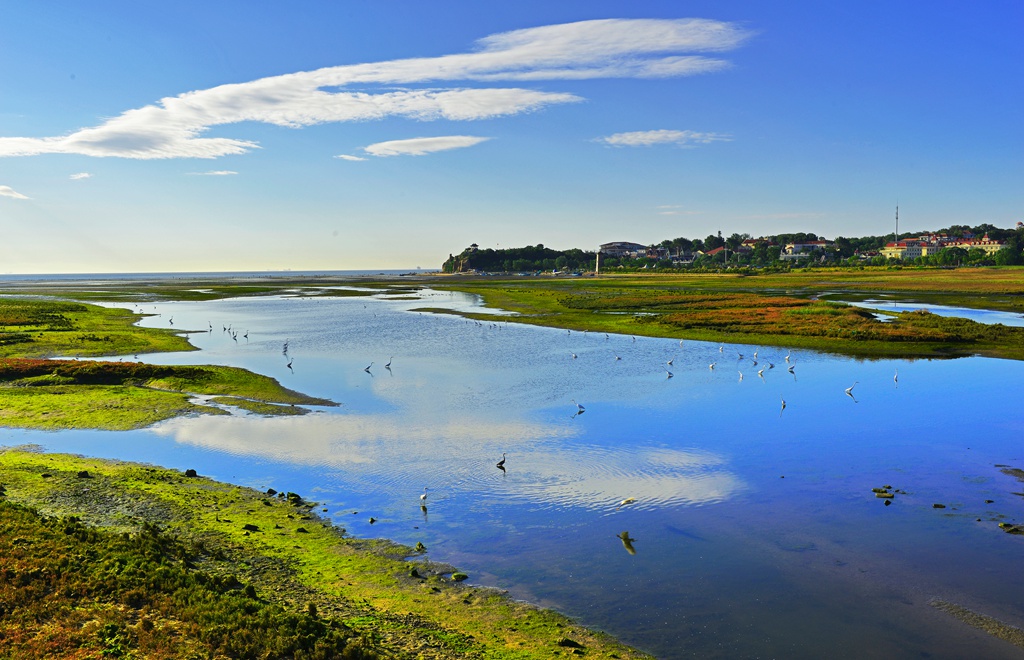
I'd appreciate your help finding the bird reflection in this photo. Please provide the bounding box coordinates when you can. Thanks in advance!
[617,531,637,555]
[845,382,858,403]
[496,453,506,472]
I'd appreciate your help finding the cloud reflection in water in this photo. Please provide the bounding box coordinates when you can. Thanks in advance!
[153,413,743,511]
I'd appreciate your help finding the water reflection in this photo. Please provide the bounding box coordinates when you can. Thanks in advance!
[154,414,741,511]
[11,287,1024,659]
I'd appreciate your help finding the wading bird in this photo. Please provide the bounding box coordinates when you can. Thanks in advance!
[738,371,744,382]
[845,382,858,397]
[709,362,716,370]
[364,362,373,373]
[496,453,506,470]
[617,531,637,555]
[894,369,899,387]
[571,352,577,359]
[785,352,791,363]
[780,396,787,417]
[420,487,428,502]
[667,358,674,366]
[788,365,795,374]
[572,399,585,415]
[385,356,393,368]
[666,370,674,379]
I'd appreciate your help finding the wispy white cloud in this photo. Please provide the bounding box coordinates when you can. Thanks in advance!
[335,154,367,162]
[0,18,750,160]
[0,185,29,199]
[69,172,91,180]
[363,135,490,157]
[598,129,732,147]
[187,170,238,176]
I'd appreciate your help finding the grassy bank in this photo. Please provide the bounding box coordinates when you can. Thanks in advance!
[0,298,194,358]
[430,270,1024,361]
[0,297,336,429]
[0,448,650,659]
[0,358,335,430]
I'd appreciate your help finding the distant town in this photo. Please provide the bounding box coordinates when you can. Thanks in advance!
[443,220,1024,274]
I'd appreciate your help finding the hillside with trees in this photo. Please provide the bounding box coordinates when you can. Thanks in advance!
[442,223,1024,273]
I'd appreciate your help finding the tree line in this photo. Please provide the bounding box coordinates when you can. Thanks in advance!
[442,223,1024,273]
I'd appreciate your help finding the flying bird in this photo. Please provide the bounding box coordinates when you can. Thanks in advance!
[617,531,637,555]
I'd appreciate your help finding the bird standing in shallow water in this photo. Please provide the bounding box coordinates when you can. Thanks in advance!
[780,396,787,416]
[364,362,373,373]
[420,487,428,502]
[496,453,506,470]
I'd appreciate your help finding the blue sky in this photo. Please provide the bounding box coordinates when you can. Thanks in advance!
[1,1,1021,273]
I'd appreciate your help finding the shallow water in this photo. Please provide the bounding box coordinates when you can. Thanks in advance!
[843,298,1024,327]
[4,288,1024,658]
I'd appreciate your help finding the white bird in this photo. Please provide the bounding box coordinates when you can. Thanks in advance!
[780,396,787,416]
[571,352,577,359]
[753,350,758,359]
[719,346,724,353]
[616,497,637,510]
[785,352,791,363]
[845,382,858,396]
[738,371,744,382]
[758,368,765,378]
[614,355,621,361]
[679,340,684,348]
[709,362,716,370]
[667,358,674,366]
[894,369,899,387]
[420,487,428,502]
[364,362,373,373]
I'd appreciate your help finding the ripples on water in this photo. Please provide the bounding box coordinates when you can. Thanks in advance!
[6,287,1024,659]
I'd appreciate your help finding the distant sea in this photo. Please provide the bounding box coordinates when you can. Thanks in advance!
[0,269,437,283]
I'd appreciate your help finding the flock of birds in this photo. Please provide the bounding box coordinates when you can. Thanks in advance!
[557,334,900,421]
[160,307,902,557]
